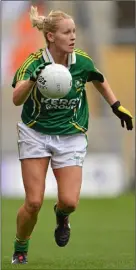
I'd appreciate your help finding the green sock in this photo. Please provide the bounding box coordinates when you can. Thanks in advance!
[14,237,30,253]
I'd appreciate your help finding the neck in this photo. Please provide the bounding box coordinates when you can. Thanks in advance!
[48,46,68,67]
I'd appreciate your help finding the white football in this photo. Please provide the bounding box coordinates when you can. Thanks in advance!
[37,63,72,98]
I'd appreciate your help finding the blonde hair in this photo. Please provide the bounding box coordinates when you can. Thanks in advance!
[29,6,72,44]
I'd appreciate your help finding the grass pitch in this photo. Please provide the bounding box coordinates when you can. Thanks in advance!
[1,193,135,269]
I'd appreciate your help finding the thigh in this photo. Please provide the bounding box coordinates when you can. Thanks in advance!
[53,166,82,204]
[21,157,50,202]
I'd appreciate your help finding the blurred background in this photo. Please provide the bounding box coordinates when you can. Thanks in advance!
[1,0,135,197]
[1,1,135,269]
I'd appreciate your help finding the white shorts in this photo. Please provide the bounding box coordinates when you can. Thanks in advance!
[17,122,87,169]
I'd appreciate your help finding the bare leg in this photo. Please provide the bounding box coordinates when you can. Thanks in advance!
[53,166,82,247]
[16,157,50,240]
[54,166,82,213]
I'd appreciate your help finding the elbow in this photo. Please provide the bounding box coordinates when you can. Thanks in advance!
[13,96,22,106]
[13,102,21,106]
[13,100,22,106]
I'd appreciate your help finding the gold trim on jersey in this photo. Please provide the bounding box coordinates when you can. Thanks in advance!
[17,55,33,81]
[20,51,42,80]
[17,53,34,80]
[74,48,90,56]
[75,49,102,75]
[26,85,41,128]
[17,51,43,81]
[30,88,36,117]
[75,51,92,61]
[27,121,37,128]
[33,86,41,118]
[25,85,36,126]
[74,48,93,60]
[70,121,87,133]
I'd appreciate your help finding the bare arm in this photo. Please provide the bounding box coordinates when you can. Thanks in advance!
[92,77,133,130]
[13,80,35,106]
[92,77,118,106]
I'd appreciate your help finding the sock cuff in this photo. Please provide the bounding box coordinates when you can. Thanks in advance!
[15,236,30,243]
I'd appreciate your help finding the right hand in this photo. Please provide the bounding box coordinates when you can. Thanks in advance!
[30,63,51,82]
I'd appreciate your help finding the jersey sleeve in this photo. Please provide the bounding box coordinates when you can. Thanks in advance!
[87,58,104,83]
[12,53,35,88]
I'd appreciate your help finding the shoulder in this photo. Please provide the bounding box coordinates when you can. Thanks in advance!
[31,48,44,59]
[12,48,45,87]
[17,48,44,72]
[25,48,44,63]
[74,48,95,71]
[74,48,93,63]
[74,48,104,82]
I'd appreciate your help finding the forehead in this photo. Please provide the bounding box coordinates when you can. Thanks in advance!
[57,18,75,31]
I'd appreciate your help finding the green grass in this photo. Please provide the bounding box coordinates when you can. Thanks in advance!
[1,194,135,269]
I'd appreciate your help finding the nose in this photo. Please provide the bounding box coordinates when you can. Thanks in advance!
[71,32,76,40]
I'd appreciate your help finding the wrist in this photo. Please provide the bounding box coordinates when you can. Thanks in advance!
[29,77,36,82]
[111,100,121,110]
[29,77,37,83]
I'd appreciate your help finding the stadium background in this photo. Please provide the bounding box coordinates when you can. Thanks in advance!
[1,1,135,269]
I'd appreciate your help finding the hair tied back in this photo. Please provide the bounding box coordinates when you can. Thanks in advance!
[29,6,46,31]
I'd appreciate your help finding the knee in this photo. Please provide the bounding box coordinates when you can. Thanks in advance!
[59,198,79,213]
[25,199,43,215]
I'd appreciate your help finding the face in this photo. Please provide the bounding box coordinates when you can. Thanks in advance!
[48,18,76,53]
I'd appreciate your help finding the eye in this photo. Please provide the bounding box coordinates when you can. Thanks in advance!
[64,30,71,34]
[63,28,76,34]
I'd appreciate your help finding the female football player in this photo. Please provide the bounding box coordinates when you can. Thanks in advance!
[11,6,133,264]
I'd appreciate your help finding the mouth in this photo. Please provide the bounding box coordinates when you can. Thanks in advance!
[69,43,75,47]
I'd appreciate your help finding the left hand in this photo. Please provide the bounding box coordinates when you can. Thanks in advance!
[111,101,133,130]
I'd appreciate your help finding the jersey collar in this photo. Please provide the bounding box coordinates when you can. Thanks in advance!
[42,47,76,68]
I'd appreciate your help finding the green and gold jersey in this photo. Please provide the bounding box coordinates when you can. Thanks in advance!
[12,48,104,135]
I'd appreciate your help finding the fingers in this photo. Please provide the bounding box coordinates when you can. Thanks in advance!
[36,65,45,75]
[119,112,133,130]
[126,119,133,130]
[37,63,52,73]
[39,62,51,69]
[121,119,124,128]
[45,62,52,67]
[38,64,46,71]
[30,63,50,82]
[121,116,133,130]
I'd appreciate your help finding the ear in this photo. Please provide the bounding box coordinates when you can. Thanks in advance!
[46,32,55,43]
